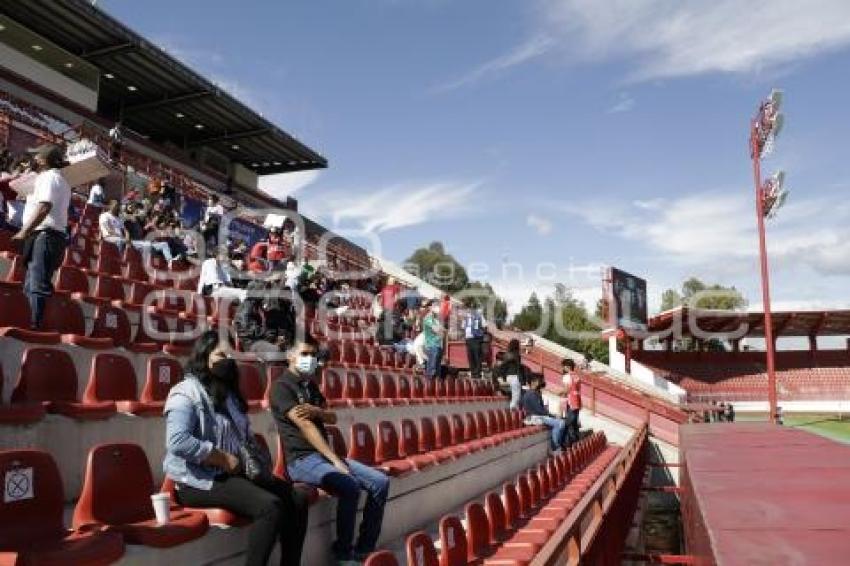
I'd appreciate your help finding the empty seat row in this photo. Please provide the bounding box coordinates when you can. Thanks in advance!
[0,348,183,423]
[319,369,500,409]
[365,432,615,566]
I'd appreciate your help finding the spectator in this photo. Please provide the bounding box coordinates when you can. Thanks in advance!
[439,293,452,326]
[198,246,247,302]
[13,144,70,329]
[201,194,224,250]
[422,300,444,379]
[270,335,390,565]
[379,276,400,313]
[561,359,581,446]
[463,306,486,379]
[267,226,287,270]
[521,373,568,454]
[87,178,105,206]
[98,199,129,254]
[494,339,528,409]
[163,331,308,566]
[725,403,735,423]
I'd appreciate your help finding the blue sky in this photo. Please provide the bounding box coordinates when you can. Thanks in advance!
[101,0,850,314]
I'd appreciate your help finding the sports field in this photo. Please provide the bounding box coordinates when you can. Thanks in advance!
[739,413,850,444]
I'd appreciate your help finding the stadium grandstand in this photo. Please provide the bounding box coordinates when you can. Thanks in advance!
[1,1,849,566]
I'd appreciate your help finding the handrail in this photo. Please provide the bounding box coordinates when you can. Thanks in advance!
[530,424,649,566]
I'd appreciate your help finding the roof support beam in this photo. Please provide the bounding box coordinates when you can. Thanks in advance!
[123,91,213,113]
[82,42,135,59]
[188,128,269,147]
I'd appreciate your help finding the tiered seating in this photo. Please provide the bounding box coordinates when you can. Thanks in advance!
[365,432,615,566]
[637,351,850,402]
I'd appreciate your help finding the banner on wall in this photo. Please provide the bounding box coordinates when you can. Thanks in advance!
[181,197,204,227]
[228,217,269,247]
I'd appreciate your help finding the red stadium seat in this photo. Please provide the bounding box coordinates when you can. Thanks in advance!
[0,449,125,564]
[140,357,183,403]
[326,425,348,460]
[439,515,468,566]
[380,372,403,406]
[160,476,250,527]
[55,265,90,297]
[3,253,26,283]
[84,353,162,416]
[89,305,132,348]
[89,275,125,304]
[262,363,288,409]
[61,246,90,269]
[237,361,264,412]
[0,364,45,424]
[348,423,377,466]
[130,310,169,353]
[125,282,157,311]
[11,348,116,420]
[322,369,346,408]
[43,294,113,349]
[89,254,122,277]
[485,492,510,544]
[375,421,413,476]
[342,372,370,408]
[363,372,389,406]
[465,502,492,561]
[401,418,441,467]
[73,443,209,547]
[397,374,413,403]
[406,532,440,566]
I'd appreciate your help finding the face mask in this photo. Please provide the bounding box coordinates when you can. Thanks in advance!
[210,358,238,385]
[295,355,317,375]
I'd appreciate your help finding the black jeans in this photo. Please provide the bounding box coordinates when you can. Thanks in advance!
[175,475,308,566]
[565,408,580,446]
[465,337,483,379]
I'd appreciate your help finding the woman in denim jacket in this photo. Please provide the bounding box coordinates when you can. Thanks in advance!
[164,330,308,566]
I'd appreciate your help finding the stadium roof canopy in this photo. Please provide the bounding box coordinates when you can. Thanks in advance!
[648,307,850,338]
[0,0,327,176]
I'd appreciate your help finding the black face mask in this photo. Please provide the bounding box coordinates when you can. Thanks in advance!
[208,358,238,411]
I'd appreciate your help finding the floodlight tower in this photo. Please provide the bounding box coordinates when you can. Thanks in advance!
[749,89,788,424]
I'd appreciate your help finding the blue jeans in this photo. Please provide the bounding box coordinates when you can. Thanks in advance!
[539,416,567,450]
[425,346,442,379]
[287,452,390,558]
[23,230,66,329]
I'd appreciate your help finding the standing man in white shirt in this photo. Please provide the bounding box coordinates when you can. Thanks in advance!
[201,194,224,251]
[12,144,70,329]
[87,178,105,206]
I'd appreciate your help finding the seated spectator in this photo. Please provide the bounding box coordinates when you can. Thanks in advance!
[163,331,308,566]
[198,247,247,302]
[494,338,528,409]
[99,199,129,253]
[521,373,567,453]
[87,178,105,206]
[248,242,269,273]
[270,335,390,565]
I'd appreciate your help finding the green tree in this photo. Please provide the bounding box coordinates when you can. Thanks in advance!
[403,241,469,294]
[513,292,544,331]
[660,277,746,311]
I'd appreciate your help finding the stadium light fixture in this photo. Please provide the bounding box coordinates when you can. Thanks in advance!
[127,85,137,92]
[31,44,43,51]
[0,24,6,32]
[749,88,787,425]
[194,123,204,130]
[174,112,184,118]
[762,171,789,219]
[231,144,240,150]
[104,73,114,79]
[64,62,74,68]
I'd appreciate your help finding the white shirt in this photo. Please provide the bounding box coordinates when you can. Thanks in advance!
[99,211,124,239]
[22,169,70,232]
[88,183,104,204]
[198,257,232,293]
[204,204,224,222]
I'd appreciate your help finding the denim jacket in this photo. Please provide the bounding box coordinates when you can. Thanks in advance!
[163,374,251,490]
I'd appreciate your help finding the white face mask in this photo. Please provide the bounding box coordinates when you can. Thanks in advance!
[295,354,318,375]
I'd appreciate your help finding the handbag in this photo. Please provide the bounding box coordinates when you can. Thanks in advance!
[237,432,274,485]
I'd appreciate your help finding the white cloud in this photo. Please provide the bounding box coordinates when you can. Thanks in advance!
[259,170,322,200]
[563,192,850,277]
[607,92,635,113]
[527,214,553,235]
[541,0,850,80]
[430,35,556,93]
[300,180,482,233]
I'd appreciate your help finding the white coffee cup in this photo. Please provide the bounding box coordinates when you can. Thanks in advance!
[150,492,171,525]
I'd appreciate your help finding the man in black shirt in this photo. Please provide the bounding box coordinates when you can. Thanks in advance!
[521,373,567,453]
[270,335,390,565]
